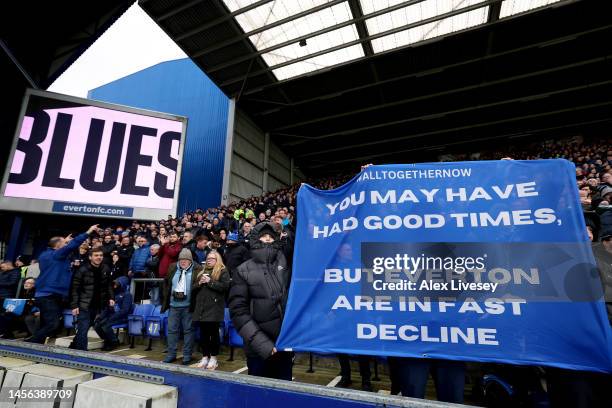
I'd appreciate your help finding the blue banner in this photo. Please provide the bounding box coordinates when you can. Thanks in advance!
[276,160,612,373]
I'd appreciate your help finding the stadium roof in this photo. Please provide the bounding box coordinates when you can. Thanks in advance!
[140,0,612,175]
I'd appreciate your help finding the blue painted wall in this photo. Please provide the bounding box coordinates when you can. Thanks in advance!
[89,58,229,215]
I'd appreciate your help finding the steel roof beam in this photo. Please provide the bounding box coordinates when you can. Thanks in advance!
[218,0,500,87]
[189,0,348,55]
[205,0,426,74]
[246,24,611,114]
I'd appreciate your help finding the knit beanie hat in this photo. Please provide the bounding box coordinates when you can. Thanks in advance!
[178,248,193,262]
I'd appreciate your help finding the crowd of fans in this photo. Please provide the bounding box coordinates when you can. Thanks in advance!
[0,136,610,405]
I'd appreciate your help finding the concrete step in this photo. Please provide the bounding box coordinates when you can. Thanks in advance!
[53,336,104,350]
[0,357,37,400]
[8,364,93,408]
[0,369,29,408]
[73,376,177,408]
[0,357,35,370]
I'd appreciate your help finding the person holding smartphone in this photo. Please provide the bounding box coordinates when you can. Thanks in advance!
[192,251,230,370]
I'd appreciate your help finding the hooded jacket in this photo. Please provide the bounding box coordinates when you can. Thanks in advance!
[97,276,133,322]
[228,222,291,359]
[223,243,250,277]
[111,276,134,320]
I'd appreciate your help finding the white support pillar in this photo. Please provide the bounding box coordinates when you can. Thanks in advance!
[220,99,236,206]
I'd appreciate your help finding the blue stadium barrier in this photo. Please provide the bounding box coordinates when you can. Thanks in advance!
[0,339,456,408]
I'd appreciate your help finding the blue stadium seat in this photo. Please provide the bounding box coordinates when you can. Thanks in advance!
[127,303,155,348]
[62,309,75,335]
[144,306,165,351]
[228,326,243,346]
[227,323,243,361]
[221,308,231,342]
[109,303,133,344]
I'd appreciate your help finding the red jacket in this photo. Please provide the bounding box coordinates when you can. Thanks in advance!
[157,242,182,278]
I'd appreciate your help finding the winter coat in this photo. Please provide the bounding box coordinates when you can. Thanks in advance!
[110,262,127,281]
[144,255,160,277]
[101,242,117,265]
[161,262,202,313]
[129,243,150,272]
[228,223,291,359]
[0,268,21,299]
[592,243,612,325]
[69,263,113,311]
[192,267,230,322]
[99,276,133,322]
[216,217,237,233]
[157,242,182,278]
[116,244,134,270]
[36,233,89,298]
[223,243,250,277]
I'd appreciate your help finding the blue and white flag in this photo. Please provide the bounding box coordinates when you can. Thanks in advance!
[277,160,612,373]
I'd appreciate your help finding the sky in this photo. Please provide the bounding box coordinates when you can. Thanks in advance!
[48,2,187,97]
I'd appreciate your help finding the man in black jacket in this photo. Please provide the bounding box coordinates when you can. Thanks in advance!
[228,222,292,380]
[223,232,249,278]
[101,235,117,266]
[69,248,113,351]
[116,236,134,271]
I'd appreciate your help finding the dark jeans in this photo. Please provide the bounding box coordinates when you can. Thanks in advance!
[24,314,40,336]
[72,308,98,350]
[337,354,371,382]
[387,357,465,403]
[167,306,194,360]
[247,351,293,381]
[199,321,221,357]
[0,313,14,337]
[93,315,123,345]
[25,295,63,344]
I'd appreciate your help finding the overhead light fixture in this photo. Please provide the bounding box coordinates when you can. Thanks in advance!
[299,39,307,47]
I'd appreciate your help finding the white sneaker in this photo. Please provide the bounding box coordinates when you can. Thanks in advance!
[196,357,209,368]
[206,356,218,370]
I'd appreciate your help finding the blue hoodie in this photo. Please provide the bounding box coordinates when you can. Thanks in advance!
[129,243,150,273]
[112,276,134,320]
[35,233,89,298]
